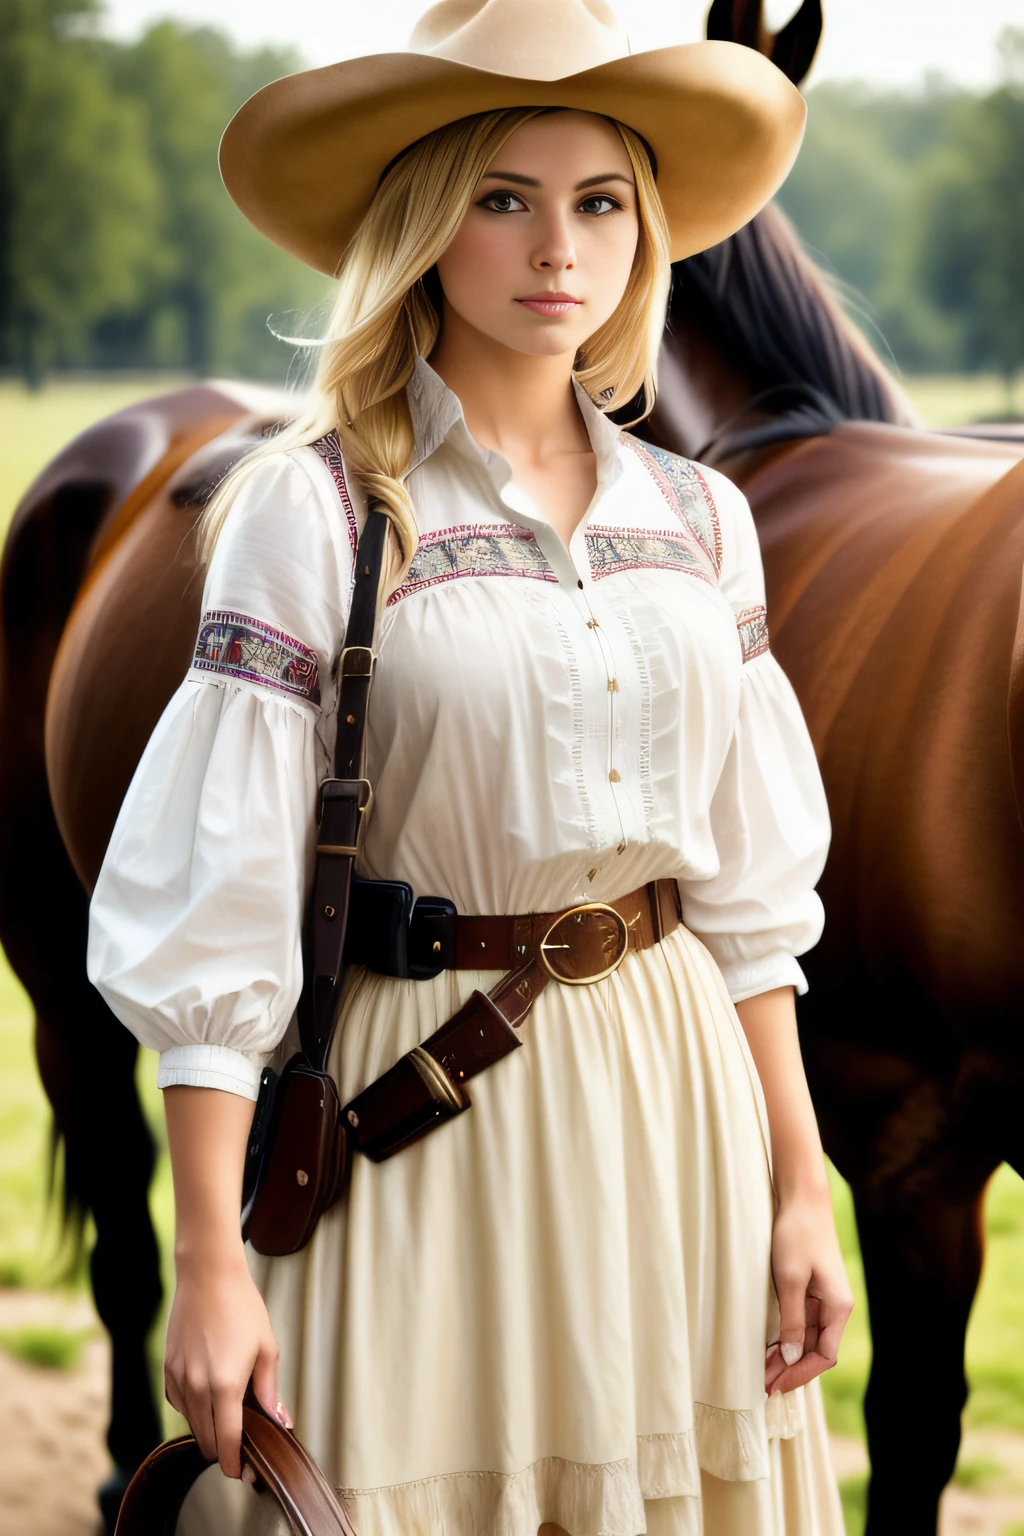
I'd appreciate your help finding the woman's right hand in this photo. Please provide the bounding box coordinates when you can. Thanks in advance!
[164,1252,291,1479]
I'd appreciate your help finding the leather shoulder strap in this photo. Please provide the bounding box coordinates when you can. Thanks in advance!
[114,1391,357,1536]
[299,500,389,1068]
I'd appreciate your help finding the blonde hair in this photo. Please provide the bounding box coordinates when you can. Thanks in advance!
[200,106,671,572]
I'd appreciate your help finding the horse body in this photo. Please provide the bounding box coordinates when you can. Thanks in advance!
[0,383,286,1525]
[752,423,1024,1020]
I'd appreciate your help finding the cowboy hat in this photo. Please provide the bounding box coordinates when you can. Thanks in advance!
[219,0,806,275]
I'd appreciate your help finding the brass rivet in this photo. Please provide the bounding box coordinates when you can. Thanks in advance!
[480,940,486,948]
[295,1169,309,1186]
[347,1109,360,1128]
[346,713,356,724]
[432,940,441,952]
[609,769,621,783]
[324,904,336,919]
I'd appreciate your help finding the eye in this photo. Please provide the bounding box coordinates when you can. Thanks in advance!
[578,194,622,216]
[476,190,528,214]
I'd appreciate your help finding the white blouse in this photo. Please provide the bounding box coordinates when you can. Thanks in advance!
[87,357,830,1102]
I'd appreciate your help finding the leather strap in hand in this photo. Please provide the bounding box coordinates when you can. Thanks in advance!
[114,1385,357,1536]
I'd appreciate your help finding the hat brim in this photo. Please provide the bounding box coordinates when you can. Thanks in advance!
[219,40,806,274]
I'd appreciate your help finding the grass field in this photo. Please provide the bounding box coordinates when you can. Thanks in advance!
[1,372,1023,1481]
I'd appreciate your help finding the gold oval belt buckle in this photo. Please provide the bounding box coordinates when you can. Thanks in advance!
[539,902,629,985]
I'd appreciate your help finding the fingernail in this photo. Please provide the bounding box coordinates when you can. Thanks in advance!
[781,1341,803,1366]
[275,1402,294,1430]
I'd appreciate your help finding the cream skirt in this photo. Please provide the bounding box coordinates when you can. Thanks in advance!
[180,923,844,1536]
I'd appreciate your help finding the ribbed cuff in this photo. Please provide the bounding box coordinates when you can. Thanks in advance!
[157,1043,262,1102]
[717,952,809,1004]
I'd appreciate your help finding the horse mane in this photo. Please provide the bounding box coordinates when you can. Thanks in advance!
[669,201,921,446]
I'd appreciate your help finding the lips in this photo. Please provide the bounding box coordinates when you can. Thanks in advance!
[515,292,582,316]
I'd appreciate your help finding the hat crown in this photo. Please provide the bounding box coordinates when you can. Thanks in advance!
[408,0,629,82]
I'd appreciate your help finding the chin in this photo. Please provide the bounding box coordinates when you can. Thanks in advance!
[500,328,588,359]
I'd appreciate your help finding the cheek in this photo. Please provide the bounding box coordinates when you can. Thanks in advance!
[437,222,519,317]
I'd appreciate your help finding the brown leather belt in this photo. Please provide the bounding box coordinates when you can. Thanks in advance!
[342,878,682,1163]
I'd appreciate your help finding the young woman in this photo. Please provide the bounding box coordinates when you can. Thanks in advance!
[88,3,853,1532]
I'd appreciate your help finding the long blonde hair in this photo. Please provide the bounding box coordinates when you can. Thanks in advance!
[200,107,671,571]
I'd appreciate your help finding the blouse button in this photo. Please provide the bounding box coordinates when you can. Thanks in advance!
[608,769,621,783]
[577,578,584,589]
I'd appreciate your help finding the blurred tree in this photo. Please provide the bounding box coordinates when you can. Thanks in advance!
[0,0,163,383]
[777,80,967,371]
[105,23,326,379]
[910,30,1024,406]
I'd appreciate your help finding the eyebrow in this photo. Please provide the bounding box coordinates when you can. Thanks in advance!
[480,171,634,190]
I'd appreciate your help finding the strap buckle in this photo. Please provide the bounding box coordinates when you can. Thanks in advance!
[538,902,629,985]
[316,777,374,857]
[339,645,375,678]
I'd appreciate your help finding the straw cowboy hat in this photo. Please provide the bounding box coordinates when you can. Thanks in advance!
[219,0,806,275]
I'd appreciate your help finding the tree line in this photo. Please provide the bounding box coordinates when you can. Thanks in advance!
[1,1,1022,391]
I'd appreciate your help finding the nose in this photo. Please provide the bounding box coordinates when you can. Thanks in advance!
[530,206,575,273]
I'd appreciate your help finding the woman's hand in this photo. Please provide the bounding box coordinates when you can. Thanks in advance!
[164,1251,290,1479]
[764,1187,854,1396]
[161,1084,292,1479]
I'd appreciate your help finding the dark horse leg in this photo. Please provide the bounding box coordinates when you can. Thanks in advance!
[852,1175,990,1536]
[0,481,164,1532]
[799,981,1003,1536]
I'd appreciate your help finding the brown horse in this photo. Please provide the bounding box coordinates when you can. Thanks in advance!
[2,5,1023,1533]
[0,381,290,1526]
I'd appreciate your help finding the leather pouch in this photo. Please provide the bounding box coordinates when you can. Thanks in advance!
[243,1055,349,1256]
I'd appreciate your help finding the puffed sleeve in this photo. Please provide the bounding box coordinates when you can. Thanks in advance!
[678,465,831,1003]
[86,446,357,1099]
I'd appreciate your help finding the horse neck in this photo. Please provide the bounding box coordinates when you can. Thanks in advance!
[647,317,804,485]
[645,205,923,482]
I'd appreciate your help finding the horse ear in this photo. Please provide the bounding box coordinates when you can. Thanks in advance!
[705,0,823,87]
[769,0,823,86]
[706,0,764,52]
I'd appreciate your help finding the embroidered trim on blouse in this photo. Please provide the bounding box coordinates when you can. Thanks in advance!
[736,605,770,663]
[309,431,359,558]
[387,523,557,604]
[586,527,715,586]
[191,610,320,703]
[623,438,723,577]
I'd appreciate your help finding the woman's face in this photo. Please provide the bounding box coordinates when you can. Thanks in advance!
[434,110,640,360]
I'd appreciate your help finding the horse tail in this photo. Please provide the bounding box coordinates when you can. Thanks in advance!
[0,468,124,1267]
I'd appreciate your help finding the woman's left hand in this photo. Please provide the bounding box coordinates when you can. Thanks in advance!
[763,1187,854,1396]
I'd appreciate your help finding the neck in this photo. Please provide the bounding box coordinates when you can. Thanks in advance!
[428,309,589,464]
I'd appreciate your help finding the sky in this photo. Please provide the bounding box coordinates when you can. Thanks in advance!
[100,0,1021,91]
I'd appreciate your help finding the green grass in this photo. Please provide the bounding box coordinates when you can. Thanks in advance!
[0,1323,91,1371]
[951,1454,1004,1490]
[838,1473,867,1536]
[899,372,1022,429]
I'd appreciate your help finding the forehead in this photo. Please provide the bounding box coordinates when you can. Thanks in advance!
[484,111,632,177]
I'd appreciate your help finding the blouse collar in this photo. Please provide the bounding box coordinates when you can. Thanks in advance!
[405,354,624,493]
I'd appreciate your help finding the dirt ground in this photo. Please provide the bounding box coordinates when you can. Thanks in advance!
[3,1288,1023,1536]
